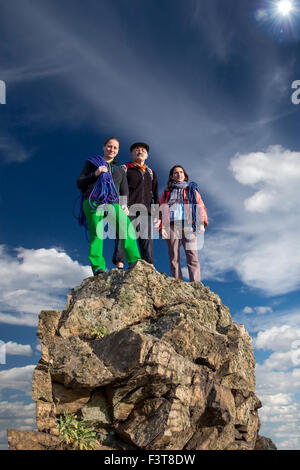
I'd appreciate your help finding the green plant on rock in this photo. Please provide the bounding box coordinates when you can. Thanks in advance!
[58,412,98,450]
[91,325,109,339]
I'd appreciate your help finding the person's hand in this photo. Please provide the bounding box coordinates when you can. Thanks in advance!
[95,165,108,177]
[161,227,169,239]
[198,224,205,234]
[153,217,160,229]
[121,205,129,215]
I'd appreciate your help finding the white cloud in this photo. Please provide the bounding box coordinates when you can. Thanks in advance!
[242,306,273,315]
[255,324,300,376]
[230,145,300,208]
[0,313,37,327]
[237,235,300,295]
[242,306,253,314]
[0,401,35,419]
[0,366,35,398]
[0,245,91,326]
[0,365,34,447]
[259,393,293,407]
[4,342,32,357]
[255,306,273,315]
[261,350,299,371]
[279,438,300,450]
[253,319,300,450]
[202,145,300,296]
[234,306,300,336]
[259,393,300,450]
[255,325,300,352]
[0,401,36,450]
[256,368,300,449]
[257,361,300,393]
[244,189,277,213]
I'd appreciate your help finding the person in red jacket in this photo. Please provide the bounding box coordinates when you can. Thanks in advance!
[159,165,208,282]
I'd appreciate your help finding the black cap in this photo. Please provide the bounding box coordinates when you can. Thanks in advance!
[130,142,149,153]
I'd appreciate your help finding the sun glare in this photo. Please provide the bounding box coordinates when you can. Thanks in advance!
[277,0,293,16]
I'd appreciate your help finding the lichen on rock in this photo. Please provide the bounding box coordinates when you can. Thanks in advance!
[7,260,276,450]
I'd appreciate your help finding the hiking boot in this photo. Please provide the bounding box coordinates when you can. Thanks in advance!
[94,268,105,276]
[128,260,141,269]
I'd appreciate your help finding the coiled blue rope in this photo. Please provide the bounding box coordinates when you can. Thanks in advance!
[188,182,200,232]
[87,155,119,208]
[78,155,119,231]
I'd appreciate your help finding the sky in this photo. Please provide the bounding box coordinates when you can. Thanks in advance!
[0,0,300,450]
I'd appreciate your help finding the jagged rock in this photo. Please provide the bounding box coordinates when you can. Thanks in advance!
[81,389,112,424]
[255,435,277,450]
[32,365,53,402]
[7,430,60,450]
[52,382,91,414]
[7,260,276,450]
[36,401,59,435]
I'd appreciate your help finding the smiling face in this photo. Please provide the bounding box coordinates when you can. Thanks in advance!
[172,166,186,183]
[103,139,119,161]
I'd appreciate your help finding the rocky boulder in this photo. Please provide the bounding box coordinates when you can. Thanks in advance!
[7,260,276,450]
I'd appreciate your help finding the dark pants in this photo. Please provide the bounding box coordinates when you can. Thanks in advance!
[113,214,154,265]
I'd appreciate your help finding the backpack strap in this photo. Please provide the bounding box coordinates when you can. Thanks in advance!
[121,163,153,180]
[146,167,153,180]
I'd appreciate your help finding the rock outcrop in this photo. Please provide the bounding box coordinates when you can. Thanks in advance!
[7,261,276,450]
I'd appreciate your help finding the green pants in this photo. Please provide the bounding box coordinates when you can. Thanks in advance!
[83,200,141,273]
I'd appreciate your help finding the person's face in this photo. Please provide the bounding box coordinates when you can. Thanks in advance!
[172,167,186,183]
[103,139,119,160]
[131,146,148,163]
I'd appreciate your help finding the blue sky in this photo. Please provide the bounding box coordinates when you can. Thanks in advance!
[1,0,300,450]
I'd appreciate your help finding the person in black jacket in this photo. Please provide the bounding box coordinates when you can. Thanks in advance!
[77,137,141,275]
[113,142,159,268]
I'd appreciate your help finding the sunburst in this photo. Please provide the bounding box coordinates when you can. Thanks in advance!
[277,0,293,16]
[254,1,300,43]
